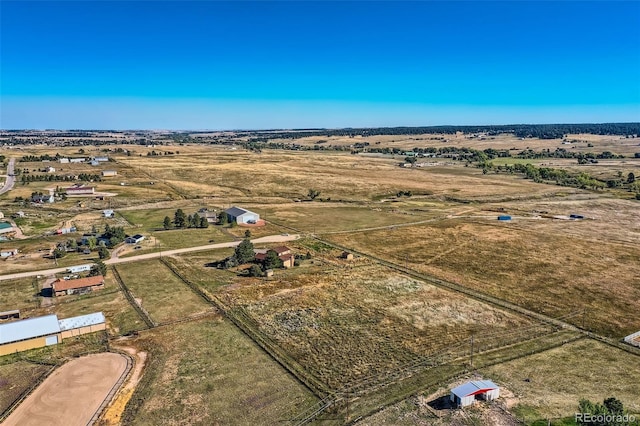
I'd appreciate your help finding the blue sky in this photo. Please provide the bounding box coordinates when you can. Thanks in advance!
[1,1,639,129]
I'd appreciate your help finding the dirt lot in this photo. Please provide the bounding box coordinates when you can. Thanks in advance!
[4,352,128,426]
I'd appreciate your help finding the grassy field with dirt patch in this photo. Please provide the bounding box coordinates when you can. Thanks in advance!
[114,259,212,324]
[325,216,640,337]
[215,262,548,391]
[123,317,317,425]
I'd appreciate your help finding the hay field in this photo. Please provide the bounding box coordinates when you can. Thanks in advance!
[115,260,212,324]
[123,317,317,425]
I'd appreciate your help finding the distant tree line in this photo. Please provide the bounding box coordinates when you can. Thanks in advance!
[20,173,101,184]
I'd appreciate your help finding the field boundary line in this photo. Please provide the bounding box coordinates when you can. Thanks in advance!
[313,237,640,358]
[157,258,329,400]
[111,266,156,328]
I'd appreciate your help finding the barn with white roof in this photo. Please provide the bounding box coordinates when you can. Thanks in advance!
[0,312,106,356]
[450,379,500,407]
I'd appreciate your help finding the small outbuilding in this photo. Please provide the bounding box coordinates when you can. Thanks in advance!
[103,209,115,218]
[101,170,117,177]
[125,234,145,244]
[342,251,354,260]
[0,248,19,257]
[450,380,500,408]
[497,215,512,221]
[569,214,584,220]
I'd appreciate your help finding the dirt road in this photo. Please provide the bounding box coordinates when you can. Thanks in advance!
[0,234,300,281]
[3,352,129,426]
[0,158,16,195]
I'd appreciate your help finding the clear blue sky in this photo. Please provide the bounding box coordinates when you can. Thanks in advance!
[1,1,639,129]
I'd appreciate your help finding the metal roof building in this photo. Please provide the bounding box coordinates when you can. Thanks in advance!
[450,380,500,407]
[58,312,105,331]
[225,206,260,224]
[0,314,61,345]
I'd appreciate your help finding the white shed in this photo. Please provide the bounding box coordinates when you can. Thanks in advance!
[450,380,500,408]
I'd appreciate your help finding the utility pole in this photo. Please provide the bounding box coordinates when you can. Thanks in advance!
[470,335,474,369]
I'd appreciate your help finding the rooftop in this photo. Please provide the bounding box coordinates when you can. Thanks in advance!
[58,312,105,331]
[53,275,104,292]
[451,380,499,398]
[0,314,61,345]
[226,206,252,216]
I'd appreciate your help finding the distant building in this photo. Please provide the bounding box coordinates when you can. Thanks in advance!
[0,309,20,321]
[59,158,70,164]
[52,275,105,297]
[101,170,117,177]
[450,380,500,408]
[255,246,295,268]
[225,206,260,224]
[0,248,18,257]
[103,209,115,218]
[69,158,86,163]
[125,234,145,244]
[67,264,92,274]
[65,184,95,195]
[31,193,54,204]
[0,222,14,234]
[45,166,56,173]
[342,251,354,260]
[94,156,109,162]
[90,160,100,166]
[497,215,512,221]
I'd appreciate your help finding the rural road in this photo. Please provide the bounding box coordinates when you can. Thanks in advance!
[0,234,299,281]
[0,158,16,195]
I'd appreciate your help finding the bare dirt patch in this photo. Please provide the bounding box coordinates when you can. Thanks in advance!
[4,352,128,426]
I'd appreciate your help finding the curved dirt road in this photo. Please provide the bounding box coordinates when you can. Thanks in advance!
[4,352,129,426]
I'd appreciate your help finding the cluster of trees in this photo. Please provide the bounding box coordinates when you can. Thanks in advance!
[163,209,209,229]
[102,224,126,247]
[146,150,179,156]
[19,154,62,162]
[396,191,413,197]
[20,173,101,184]
[482,162,640,195]
[577,397,633,426]
[88,260,107,277]
[307,189,321,200]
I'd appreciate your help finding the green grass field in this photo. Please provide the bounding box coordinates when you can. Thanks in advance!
[123,317,317,425]
[114,259,212,324]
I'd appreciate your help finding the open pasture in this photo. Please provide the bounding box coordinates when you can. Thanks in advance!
[485,338,640,419]
[220,264,544,391]
[0,361,51,417]
[123,317,317,425]
[326,214,640,337]
[114,259,212,324]
[115,148,575,203]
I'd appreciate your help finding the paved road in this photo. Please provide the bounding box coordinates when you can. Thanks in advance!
[0,234,299,281]
[0,158,16,195]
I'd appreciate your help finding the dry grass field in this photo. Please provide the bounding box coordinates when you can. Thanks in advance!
[208,262,546,391]
[114,260,212,324]
[326,214,640,337]
[0,136,638,424]
[122,317,317,425]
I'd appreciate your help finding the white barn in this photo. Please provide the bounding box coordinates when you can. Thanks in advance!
[450,380,500,408]
[225,206,260,224]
